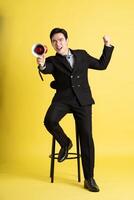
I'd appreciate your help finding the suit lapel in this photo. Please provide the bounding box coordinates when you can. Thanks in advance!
[55,53,73,72]
[70,50,79,73]
[54,50,80,76]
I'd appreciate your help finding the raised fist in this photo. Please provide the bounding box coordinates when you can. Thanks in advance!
[103,35,111,46]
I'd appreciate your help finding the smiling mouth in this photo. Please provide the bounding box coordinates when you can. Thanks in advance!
[57,47,62,51]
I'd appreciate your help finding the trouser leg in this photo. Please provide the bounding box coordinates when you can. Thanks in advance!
[44,103,71,147]
[73,106,95,179]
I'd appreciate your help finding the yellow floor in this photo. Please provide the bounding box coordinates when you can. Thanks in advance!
[0,155,134,200]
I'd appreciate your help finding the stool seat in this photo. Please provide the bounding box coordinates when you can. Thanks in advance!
[49,134,81,183]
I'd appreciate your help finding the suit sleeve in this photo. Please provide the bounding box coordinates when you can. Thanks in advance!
[84,45,114,70]
[38,57,55,74]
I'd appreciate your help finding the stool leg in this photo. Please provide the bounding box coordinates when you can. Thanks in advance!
[50,137,56,183]
[76,133,81,182]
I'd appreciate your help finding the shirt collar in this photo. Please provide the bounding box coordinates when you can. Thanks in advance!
[66,49,73,59]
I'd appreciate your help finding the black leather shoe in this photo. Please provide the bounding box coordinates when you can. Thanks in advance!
[84,178,100,192]
[58,140,73,162]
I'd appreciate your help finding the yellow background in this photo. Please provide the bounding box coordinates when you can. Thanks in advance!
[0,0,134,199]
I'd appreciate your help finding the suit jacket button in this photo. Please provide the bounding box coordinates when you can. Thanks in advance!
[77,85,80,87]
[77,76,80,78]
[70,75,73,78]
[72,85,75,88]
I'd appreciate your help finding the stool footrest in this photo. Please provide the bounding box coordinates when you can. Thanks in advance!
[49,152,81,159]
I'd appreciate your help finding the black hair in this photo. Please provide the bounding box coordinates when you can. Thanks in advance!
[50,28,68,40]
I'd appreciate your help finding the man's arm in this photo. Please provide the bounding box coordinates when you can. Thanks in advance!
[85,35,114,70]
[37,54,54,74]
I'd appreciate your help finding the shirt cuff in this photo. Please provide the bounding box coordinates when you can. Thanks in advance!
[105,44,112,47]
[38,64,46,70]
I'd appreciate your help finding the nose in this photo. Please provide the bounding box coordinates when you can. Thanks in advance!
[56,40,61,46]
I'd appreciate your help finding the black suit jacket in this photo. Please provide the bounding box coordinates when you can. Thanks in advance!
[39,45,114,106]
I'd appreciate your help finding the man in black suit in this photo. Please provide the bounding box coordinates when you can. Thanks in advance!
[37,28,114,192]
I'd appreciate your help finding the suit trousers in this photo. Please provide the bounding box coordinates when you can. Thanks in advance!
[44,98,95,179]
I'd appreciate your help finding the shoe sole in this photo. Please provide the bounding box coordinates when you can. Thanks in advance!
[68,142,73,150]
[84,183,100,192]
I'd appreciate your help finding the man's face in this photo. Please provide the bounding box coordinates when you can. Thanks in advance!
[51,33,68,55]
